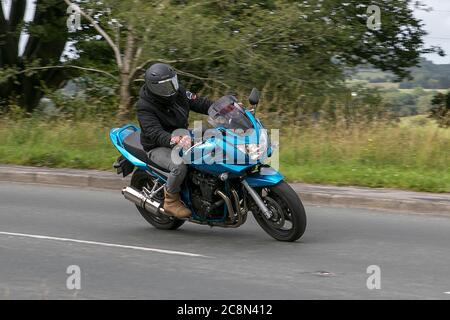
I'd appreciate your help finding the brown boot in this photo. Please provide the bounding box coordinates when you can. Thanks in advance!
[163,189,191,218]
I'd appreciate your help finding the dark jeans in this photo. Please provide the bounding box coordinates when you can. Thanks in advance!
[147,147,187,193]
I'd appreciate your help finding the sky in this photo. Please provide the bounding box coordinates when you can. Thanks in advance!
[413,0,450,64]
[1,0,450,64]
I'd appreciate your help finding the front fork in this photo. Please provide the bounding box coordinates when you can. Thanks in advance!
[241,180,272,219]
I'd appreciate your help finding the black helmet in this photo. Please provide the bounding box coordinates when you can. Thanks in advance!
[145,63,179,97]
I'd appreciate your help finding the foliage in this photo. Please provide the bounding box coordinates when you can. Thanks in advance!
[0,0,69,112]
[38,76,119,122]
[353,59,450,90]
[61,0,441,117]
[399,59,450,89]
[429,91,450,128]
[380,87,439,116]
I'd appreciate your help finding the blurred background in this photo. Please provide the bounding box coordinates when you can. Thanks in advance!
[0,0,449,192]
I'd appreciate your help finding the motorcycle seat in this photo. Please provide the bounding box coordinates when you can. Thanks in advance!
[123,131,170,173]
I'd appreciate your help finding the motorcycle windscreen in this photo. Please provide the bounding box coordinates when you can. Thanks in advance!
[207,95,253,131]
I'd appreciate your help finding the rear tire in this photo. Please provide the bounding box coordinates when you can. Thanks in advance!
[130,170,185,230]
[252,181,306,242]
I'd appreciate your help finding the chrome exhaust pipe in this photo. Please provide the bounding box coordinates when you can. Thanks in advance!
[215,190,235,221]
[214,189,246,227]
[122,186,164,215]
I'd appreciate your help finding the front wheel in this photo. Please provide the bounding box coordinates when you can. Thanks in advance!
[251,181,306,242]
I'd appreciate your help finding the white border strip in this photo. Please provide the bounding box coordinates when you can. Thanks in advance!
[0,231,210,258]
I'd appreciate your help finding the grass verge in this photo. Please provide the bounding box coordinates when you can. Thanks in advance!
[1,118,449,192]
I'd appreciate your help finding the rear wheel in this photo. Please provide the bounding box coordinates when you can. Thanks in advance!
[130,170,185,230]
[251,181,306,242]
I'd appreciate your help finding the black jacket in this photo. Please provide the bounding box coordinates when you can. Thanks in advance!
[136,85,213,151]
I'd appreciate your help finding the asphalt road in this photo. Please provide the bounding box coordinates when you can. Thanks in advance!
[1,182,450,300]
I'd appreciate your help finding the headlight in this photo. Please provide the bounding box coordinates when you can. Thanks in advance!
[236,130,269,161]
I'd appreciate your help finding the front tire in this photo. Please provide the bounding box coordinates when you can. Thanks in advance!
[251,181,306,242]
[130,170,185,230]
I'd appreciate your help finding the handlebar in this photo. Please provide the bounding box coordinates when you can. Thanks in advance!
[182,141,205,155]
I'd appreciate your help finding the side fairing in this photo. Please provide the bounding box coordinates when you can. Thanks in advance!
[244,167,284,187]
[109,125,148,170]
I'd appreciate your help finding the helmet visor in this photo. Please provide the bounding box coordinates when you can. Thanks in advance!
[148,74,179,97]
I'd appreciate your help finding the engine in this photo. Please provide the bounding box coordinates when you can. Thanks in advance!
[189,170,224,219]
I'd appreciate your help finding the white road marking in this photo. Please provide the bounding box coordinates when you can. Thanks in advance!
[444,292,450,295]
[0,231,210,258]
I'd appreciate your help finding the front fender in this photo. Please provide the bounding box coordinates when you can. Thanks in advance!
[244,167,284,187]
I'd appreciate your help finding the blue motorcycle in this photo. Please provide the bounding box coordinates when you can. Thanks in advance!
[110,89,306,241]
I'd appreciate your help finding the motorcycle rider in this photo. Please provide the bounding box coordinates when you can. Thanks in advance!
[136,63,214,219]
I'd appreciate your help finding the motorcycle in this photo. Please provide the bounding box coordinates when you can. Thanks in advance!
[110,89,306,241]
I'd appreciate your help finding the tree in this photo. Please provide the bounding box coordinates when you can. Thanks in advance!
[0,0,69,112]
[63,0,232,121]
[5,0,438,119]
[71,0,439,117]
[429,92,450,128]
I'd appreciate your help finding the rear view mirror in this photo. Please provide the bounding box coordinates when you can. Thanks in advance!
[248,88,260,106]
